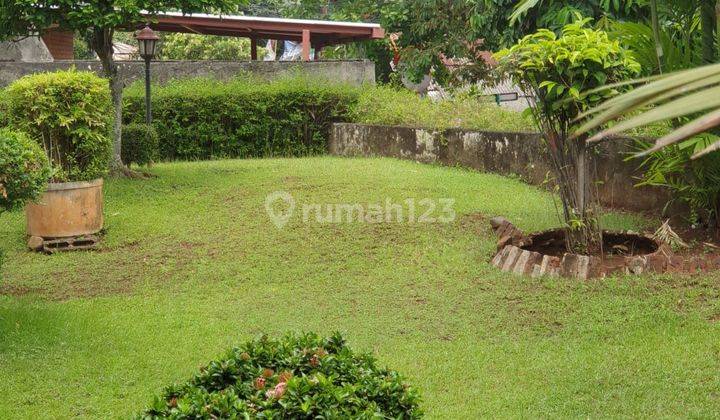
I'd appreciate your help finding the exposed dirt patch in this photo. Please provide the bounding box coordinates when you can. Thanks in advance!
[0,239,210,301]
[0,284,45,297]
[521,229,659,258]
[459,213,489,236]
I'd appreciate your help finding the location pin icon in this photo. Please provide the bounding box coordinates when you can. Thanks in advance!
[265,191,295,229]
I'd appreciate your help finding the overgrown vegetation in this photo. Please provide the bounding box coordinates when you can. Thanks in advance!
[352,85,534,132]
[496,19,640,253]
[636,134,720,228]
[140,332,422,418]
[4,69,112,182]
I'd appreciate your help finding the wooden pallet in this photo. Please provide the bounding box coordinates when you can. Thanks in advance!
[40,235,100,253]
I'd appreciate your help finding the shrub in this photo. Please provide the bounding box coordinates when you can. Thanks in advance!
[636,134,720,227]
[122,123,159,167]
[0,129,51,213]
[5,69,112,182]
[495,19,640,253]
[123,76,359,160]
[138,333,422,419]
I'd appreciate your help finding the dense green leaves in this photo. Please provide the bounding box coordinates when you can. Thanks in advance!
[496,19,640,127]
[5,70,113,182]
[123,76,358,160]
[138,332,422,419]
[0,0,244,39]
[121,123,159,167]
[0,129,51,212]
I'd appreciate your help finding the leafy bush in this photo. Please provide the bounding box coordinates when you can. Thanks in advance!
[122,123,159,167]
[636,134,720,227]
[0,129,51,212]
[158,33,255,60]
[138,333,422,419]
[352,85,534,132]
[5,69,112,182]
[495,19,640,253]
[123,76,359,160]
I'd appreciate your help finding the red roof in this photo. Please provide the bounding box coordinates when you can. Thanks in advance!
[143,12,385,46]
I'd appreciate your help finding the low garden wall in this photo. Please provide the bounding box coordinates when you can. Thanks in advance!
[0,60,375,88]
[329,123,670,212]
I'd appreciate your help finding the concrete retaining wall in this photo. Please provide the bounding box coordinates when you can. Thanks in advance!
[0,59,375,87]
[329,122,669,212]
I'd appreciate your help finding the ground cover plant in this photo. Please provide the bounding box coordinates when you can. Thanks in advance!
[140,332,421,418]
[1,157,719,418]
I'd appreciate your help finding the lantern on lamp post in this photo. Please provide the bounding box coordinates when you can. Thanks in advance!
[135,25,159,125]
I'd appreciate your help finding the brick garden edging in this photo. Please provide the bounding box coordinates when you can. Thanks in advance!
[488,217,672,279]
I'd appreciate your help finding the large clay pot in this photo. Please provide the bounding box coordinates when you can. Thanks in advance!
[25,178,103,238]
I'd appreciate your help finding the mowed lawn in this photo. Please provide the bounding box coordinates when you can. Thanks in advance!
[1,157,719,418]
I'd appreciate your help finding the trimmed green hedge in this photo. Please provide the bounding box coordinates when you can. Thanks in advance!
[123,77,359,161]
[139,333,422,418]
[122,123,159,167]
[5,69,112,182]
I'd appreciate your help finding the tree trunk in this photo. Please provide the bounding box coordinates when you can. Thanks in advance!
[562,139,601,255]
[91,27,125,175]
[701,0,717,64]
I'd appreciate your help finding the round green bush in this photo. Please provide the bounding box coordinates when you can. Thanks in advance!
[139,333,422,419]
[0,128,51,212]
[5,69,112,182]
[121,123,159,167]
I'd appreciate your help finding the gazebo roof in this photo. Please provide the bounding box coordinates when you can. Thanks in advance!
[142,12,385,46]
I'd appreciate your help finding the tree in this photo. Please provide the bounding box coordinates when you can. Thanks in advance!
[0,0,244,175]
[158,33,253,60]
[496,20,640,253]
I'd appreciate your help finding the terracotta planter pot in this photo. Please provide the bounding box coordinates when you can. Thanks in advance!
[25,178,104,238]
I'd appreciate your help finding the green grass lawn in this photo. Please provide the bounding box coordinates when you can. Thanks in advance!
[1,157,719,418]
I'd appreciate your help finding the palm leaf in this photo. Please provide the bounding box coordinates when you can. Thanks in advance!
[509,0,542,24]
[575,64,720,158]
[587,86,720,141]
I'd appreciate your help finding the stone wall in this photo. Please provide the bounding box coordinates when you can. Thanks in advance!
[329,123,670,212]
[0,59,376,88]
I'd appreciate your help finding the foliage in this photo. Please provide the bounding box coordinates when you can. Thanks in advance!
[577,63,720,159]
[495,19,640,253]
[635,134,720,227]
[0,0,247,173]
[123,75,358,160]
[610,21,697,76]
[138,332,422,419]
[0,129,51,213]
[122,124,160,167]
[5,69,113,183]
[509,0,646,31]
[158,33,255,60]
[352,85,534,132]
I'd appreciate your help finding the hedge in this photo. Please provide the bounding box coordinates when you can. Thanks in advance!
[122,123,159,167]
[138,332,422,418]
[123,76,359,161]
[5,69,112,182]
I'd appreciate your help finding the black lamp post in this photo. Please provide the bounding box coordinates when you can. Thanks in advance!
[135,25,159,125]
